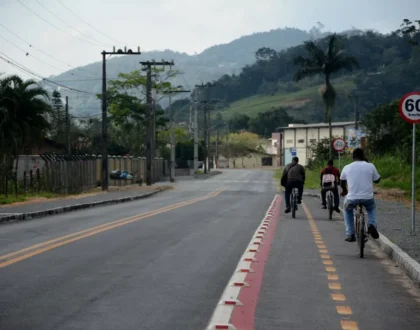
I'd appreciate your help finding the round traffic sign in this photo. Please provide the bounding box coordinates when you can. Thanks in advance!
[332,138,346,152]
[399,92,420,124]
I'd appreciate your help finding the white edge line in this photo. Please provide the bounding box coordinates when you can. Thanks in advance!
[205,194,279,330]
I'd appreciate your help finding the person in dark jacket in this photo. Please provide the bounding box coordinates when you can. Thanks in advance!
[282,156,305,213]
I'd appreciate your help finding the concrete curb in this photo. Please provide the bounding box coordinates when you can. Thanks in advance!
[0,186,171,224]
[306,193,420,287]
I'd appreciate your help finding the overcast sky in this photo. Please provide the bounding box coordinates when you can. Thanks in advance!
[0,0,419,79]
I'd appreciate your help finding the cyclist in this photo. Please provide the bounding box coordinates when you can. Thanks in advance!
[320,159,341,213]
[340,148,380,242]
[281,156,305,213]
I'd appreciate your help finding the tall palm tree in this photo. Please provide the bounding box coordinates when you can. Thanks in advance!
[0,75,51,172]
[293,34,359,158]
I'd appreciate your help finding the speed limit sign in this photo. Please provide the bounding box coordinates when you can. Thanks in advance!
[332,138,346,152]
[399,92,420,124]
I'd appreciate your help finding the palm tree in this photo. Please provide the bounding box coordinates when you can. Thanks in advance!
[0,75,51,189]
[293,34,359,158]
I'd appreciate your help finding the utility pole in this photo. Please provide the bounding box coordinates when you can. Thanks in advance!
[101,46,141,191]
[140,60,174,186]
[193,88,199,174]
[203,102,208,173]
[65,96,70,156]
[207,108,211,170]
[215,128,219,169]
[167,88,190,182]
[348,92,359,131]
[195,82,217,174]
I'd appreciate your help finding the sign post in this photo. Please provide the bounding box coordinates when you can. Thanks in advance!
[399,92,420,232]
[332,137,346,171]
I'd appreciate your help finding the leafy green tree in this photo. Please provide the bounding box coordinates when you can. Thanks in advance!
[228,114,250,132]
[49,90,66,144]
[0,75,51,156]
[293,34,359,157]
[399,19,420,46]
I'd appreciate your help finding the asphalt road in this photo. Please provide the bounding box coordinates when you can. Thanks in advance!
[1,169,420,330]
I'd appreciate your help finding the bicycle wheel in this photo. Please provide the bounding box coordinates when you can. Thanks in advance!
[358,212,365,258]
[291,190,296,219]
[328,192,333,220]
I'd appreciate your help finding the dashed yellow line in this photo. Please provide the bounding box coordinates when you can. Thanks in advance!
[302,203,359,330]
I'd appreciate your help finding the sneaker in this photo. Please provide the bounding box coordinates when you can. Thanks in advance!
[334,206,341,213]
[321,205,327,209]
[368,225,379,239]
[345,234,356,242]
[297,200,302,204]
[285,208,291,214]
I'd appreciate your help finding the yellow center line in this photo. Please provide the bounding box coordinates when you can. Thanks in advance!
[302,203,358,330]
[0,189,225,268]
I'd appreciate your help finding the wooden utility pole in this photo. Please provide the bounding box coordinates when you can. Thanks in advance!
[193,88,198,174]
[101,46,141,191]
[140,60,175,185]
[195,82,217,173]
[166,88,190,182]
[65,96,70,156]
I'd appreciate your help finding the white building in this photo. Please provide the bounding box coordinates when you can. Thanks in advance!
[276,122,365,166]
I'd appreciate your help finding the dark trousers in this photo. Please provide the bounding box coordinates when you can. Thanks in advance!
[321,187,340,207]
[285,180,303,209]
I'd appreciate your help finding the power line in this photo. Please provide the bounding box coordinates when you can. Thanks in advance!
[0,53,96,95]
[17,0,104,47]
[35,0,112,47]
[57,0,127,46]
[0,23,106,79]
[0,33,66,72]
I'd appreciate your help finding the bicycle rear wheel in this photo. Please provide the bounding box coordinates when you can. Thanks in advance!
[328,192,333,220]
[291,190,296,219]
[357,213,365,258]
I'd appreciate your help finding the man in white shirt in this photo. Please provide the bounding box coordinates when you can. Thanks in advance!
[340,148,381,242]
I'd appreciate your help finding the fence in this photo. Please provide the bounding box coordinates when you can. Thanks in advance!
[0,155,168,197]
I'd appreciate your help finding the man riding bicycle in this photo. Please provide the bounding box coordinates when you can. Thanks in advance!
[340,148,380,242]
[281,156,305,214]
[320,159,341,213]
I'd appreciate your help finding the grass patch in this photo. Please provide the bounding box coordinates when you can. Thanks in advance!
[0,191,58,205]
[275,155,420,201]
[219,79,355,118]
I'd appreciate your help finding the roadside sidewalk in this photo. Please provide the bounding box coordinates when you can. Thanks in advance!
[0,184,173,223]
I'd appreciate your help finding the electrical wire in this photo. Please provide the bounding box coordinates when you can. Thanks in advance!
[17,0,104,47]
[57,0,127,46]
[35,0,112,47]
[0,24,113,79]
[0,33,66,72]
[0,53,96,95]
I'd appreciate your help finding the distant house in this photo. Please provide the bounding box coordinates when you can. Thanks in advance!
[276,122,366,166]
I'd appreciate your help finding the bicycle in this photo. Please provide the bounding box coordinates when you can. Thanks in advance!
[326,189,334,220]
[290,187,298,218]
[354,203,368,258]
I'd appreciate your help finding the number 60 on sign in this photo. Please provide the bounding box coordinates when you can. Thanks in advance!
[399,92,420,124]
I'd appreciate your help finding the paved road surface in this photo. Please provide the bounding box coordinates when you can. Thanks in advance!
[0,169,419,330]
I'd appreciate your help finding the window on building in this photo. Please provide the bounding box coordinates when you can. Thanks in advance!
[261,157,273,166]
[309,139,317,144]
[286,139,293,144]
[298,139,305,143]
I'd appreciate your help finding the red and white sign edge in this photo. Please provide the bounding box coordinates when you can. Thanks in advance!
[399,92,420,124]
[332,137,346,152]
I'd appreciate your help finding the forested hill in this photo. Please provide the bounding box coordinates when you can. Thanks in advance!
[45,27,322,115]
[198,29,420,128]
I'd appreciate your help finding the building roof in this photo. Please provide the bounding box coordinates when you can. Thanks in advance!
[276,121,355,130]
